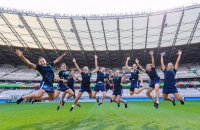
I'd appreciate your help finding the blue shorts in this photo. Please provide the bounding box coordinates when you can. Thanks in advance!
[149,79,160,88]
[40,81,54,93]
[57,84,70,92]
[162,84,178,94]
[94,83,106,92]
[106,84,113,90]
[113,90,123,96]
[68,85,75,92]
[79,86,92,93]
[130,80,140,91]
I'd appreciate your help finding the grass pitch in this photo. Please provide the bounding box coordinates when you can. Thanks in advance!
[0,101,200,130]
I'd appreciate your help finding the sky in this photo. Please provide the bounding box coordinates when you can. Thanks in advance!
[0,0,199,15]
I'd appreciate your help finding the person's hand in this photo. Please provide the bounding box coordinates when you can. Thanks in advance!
[94,55,98,59]
[135,58,139,64]
[127,57,130,61]
[177,50,182,55]
[72,58,76,63]
[149,50,154,56]
[63,52,67,56]
[16,49,23,57]
[63,79,67,83]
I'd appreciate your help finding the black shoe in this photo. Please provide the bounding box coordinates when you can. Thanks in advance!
[110,98,112,103]
[16,97,24,104]
[31,98,35,104]
[76,104,81,107]
[153,102,156,107]
[96,97,99,103]
[98,102,102,106]
[172,99,176,106]
[125,102,128,108]
[69,107,74,112]
[57,106,60,111]
[155,103,159,109]
[62,100,65,106]
[180,100,184,105]
[117,102,120,107]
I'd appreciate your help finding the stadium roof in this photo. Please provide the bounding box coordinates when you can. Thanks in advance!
[0,5,200,68]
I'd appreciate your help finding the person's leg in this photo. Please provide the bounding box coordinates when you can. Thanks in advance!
[154,84,160,103]
[92,91,99,103]
[39,90,60,100]
[23,89,45,99]
[134,87,145,94]
[69,92,83,112]
[146,87,155,102]
[173,93,184,105]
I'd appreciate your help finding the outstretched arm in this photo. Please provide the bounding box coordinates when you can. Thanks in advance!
[72,58,82,74]
[93,55,99,73]
[16,49,36,69]
[135,58,146,73]
[175,50,182,71]
[161,55,165,72]
[53,52,67,65]
[125,57,131,71]
[149,50,155,68]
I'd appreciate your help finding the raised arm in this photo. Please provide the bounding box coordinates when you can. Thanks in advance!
[121,71,126,82]
[135,58,146,73]
[16,49,36,69]
[175,50,182,71]
[53,52,67,65]
[93,55,99,73]
[125,57,131,71]
[149,50,155,68]
[72,58,82,74]
[160,53,165,71]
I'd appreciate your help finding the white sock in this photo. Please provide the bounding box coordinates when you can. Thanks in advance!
[156,100,159,104]
[72,104,75,107]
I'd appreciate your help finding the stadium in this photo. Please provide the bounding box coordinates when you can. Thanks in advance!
[0,0,200,129]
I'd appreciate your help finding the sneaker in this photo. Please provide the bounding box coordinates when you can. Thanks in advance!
[16,97,24,104]
[117,102,120,107]
[153,102,156,107]
[62,100,65,106]
[98,102,102,106]
[180,100,184,105]
[125,102,128,108]
[69,107,74,112]
[96,97,99,103]
[155,103,159,109]
[110,98,112,103]
[172,99,176,106]
[31,98,35,104]
[57,106,60,111]
[76,104,81,107]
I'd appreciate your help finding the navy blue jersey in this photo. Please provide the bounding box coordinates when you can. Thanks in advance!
[58,70,69,84]
[146,67,160,80]
[96,70,106,83]
[81,72,92,87]
[129,69,140,80]
[113,76,122,91]
[163,68,177,85]
[36,62,55,82]
[67,75,75,87]
[105,73,114,85]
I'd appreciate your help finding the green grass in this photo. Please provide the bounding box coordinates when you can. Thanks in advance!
[0,101,200,130]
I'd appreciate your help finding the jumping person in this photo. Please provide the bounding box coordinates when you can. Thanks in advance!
[161,50,184,106]
[125,57,145,95]
[15,49,67,104]
[135,50,160,109]
[61,70,81,107]
[109,70,128,108]
[92,55,107,106]
[55,63,74,110]
[69,58,98,112]
[105,70,114,102]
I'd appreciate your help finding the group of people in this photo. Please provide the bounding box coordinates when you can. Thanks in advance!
[15,49,184,112]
